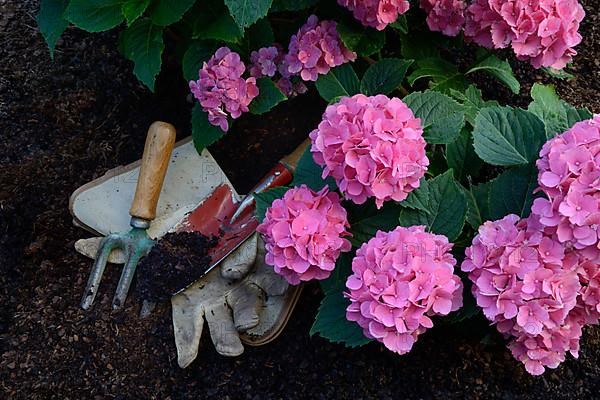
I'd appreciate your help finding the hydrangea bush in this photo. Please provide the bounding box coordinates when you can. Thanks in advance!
[39,0,597,376]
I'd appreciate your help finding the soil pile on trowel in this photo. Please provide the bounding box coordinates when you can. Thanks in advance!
[136,232,218,302]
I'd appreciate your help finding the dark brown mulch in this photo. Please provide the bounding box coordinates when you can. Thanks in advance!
[0,1,599,399]
[136,232,217,303]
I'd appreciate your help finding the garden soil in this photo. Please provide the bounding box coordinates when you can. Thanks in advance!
[1,1,599,399]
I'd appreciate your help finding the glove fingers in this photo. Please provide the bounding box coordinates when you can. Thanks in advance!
[220,233,258,280]
[227,283,263,331]
[205,302,244,357]
[248,262,289,296]
[171,293,205,368]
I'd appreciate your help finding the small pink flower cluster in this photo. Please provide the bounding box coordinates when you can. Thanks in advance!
[531,115,600,260]
[249,45,308,98]
[464,0,585,69]
[284,15,357,81]
[257,185,352,285]
[462,214,599,375]
[310,94,429,208]
[346,226,463,355]
[189,47,259,132]
[337,0,410,31]
[420,0,467,37]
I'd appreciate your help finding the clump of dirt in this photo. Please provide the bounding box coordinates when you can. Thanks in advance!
[137,232,218,302]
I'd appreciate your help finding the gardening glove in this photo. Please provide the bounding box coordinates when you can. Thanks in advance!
[171,233,288,368]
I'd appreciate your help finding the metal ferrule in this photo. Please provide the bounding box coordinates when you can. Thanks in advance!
[130,216,151,229]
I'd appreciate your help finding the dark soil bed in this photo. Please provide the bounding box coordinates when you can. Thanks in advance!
[1,1,599,399]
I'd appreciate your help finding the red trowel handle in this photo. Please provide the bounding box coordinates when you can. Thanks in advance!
[229,139,310,223]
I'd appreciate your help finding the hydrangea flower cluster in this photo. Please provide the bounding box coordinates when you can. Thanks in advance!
[284,15,357,81]
[257,185,352,285]
[346,226,463,355]
[189,47,259,132]
[463,0,586,69]
[337,0,410,31]
[310,94,429,208]
[249,45,308,98]
[420,0,467,37]
[462,214,599,375]
[531,115,600,261]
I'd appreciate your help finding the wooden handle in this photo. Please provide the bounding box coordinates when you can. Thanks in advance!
[129,121,176,221]
[280,138,310,172]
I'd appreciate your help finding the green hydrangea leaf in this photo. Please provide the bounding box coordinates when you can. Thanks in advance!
[398,171,467,241]
[399,177,430,214]
[148,0,196,26]
[224,0,273,29]
[191,103,226,154]
[121,0,151,25]
[248,77,287,115]
[360,58,413,96]
[182,41,219,82]
[489,164,541,220]
[449,85,499,125]
[408,57,468,93]
[347,202,403,247]
[466,54,520,95]
[446,128,483,182]
[472,106,546,166]
[337,20,385,57]
[119,18,164,91]
[528,83,592,139]
[37,0,69,59]
[315,64,360,102]
[64,0,124,32]
[403,91,466,144]
[291,147,337,192]
[310,253,371,348]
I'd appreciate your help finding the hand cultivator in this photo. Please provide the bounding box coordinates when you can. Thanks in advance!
[81,122,176,310]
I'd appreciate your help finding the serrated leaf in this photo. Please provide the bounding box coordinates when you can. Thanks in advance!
[182,41,218,81]
[449,85,499,125]
[472,107,546,166]
[337,20,385,57]
[224,0,272,29]
[119,18,164,91]
[148,0,196,26]
[64,0,124,32]
[400,178,429,213]
[528,83,592,139]
[270,0,319,11]
[291,147,337,192]
[542,67,575,80]
[408,57,467,93]
[398,171,467,241]
[191,104,226,154]
[315,64,360,102]
[489,164,541,220]
[253,186,289,222]
[360,58,413,96]
[249,77,287,115]
[469,182,491,228]
[446,128,483,182]
[37,0,69,59]
[194,12,243,43]
[347,201,402,247]
[310,254,371,348]
[466,54,520,94]
[121,0,150,25]
[403,91,466,144]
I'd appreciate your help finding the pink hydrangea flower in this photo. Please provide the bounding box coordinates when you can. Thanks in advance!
[462,214,599,375]
[338,0,410,30]
[189,47,259,132]
[249,46,282,78]
[310,94,429,208]
[464,0,585,69]
[531,115,600,260]
[257,185,352,285]
[346,226,463,355]
[420,0,467,37]
[284,15,357,81]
